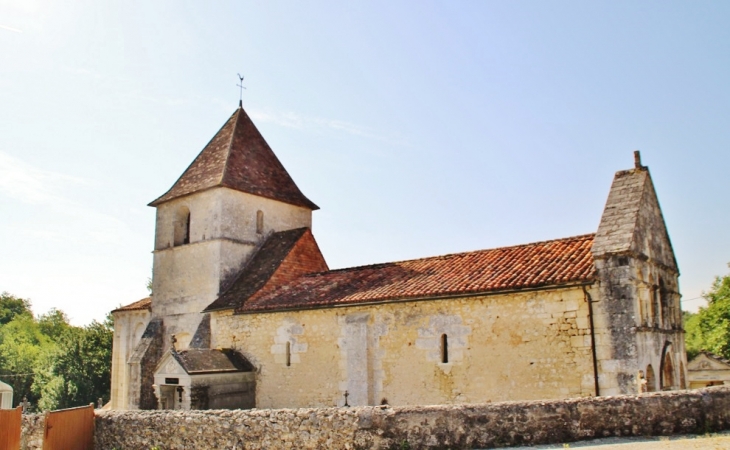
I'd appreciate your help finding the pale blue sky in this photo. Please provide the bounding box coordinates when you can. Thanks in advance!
[1,1,728,324]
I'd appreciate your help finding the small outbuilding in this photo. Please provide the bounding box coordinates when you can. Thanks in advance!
[687,352,730,389]
[153,348,255,410]
[0,379,13,409]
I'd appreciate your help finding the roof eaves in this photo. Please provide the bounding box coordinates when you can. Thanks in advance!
[112,297,152,313]
[236,278,597,315]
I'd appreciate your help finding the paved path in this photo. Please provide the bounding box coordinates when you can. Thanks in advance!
[507,431,730,449]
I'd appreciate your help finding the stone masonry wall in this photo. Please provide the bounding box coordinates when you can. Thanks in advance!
[20,413,44,450]
[93,387,730,450]
[212,286,597,409]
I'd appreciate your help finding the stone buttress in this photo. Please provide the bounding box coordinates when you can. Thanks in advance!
[591,152,686,395]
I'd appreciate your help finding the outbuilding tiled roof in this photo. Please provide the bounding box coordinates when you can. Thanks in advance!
[149,107,318,210]
[113,297,152,313]
[237,233,596,313]
[173,349,254,374]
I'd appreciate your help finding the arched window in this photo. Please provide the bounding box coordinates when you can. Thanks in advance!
[286,341,291,367]
[661,349,676,390]
[173,207,191,246]
[646,365,656,392]
[256,210,264,234]
[659,277,673,327]
[441,334,449,364]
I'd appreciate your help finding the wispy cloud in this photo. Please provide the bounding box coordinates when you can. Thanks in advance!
[0,24,23,33]
[0,151,134,245]
[249,110,410,146]
[0,151,85,204]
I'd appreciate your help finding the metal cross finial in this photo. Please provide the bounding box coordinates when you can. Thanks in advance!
[343,390,350,407]
[237,73,246,107]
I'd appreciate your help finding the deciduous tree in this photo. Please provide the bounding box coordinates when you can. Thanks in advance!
[0,291,32,325]
[685,264,730,360]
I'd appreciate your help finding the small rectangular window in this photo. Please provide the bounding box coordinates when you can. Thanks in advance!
[256,210,264,234]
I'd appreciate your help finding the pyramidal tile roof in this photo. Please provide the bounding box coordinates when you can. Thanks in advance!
[149,107,318,209]
[236,233,596,313]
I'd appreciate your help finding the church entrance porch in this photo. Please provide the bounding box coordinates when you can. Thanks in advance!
[153,348,256,410]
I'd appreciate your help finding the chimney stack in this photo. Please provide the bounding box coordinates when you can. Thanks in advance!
[634,150,642,169]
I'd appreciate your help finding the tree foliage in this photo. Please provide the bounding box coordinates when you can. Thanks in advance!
[0,293,113,411]
[0,314,51,407]
[0,291,32,325]
[685,264,730,360]
[33,319,113,410]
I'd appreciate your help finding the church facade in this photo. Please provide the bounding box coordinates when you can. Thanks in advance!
[110,105,687,411]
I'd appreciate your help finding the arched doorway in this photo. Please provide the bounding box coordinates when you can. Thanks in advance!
[646,364,656,392]
[661,345,676,390]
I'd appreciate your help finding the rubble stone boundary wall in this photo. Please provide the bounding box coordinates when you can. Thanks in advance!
[20,413,44,450]
[22,387,730,450]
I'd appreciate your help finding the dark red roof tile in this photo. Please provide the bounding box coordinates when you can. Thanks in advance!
[150,107,318,210]
[204,227,327,312]
[237,234,596,313]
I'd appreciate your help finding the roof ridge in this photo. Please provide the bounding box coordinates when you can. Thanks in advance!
[313,233,596,276]
[219,107,241,187]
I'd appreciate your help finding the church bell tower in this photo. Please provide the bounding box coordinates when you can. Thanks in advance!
[148,105,318,348]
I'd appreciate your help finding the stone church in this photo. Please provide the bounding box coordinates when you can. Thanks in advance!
[110,103,687,411]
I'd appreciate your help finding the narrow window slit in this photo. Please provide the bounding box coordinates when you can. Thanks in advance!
[183,211,190,244]
[256,210,264,234]
[173,206,191,247]
[441,334,449,364]
[286,341,291,367]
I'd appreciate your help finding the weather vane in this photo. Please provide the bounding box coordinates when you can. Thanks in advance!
[237,73,246,107]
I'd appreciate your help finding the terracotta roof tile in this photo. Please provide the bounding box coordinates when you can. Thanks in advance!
[237,234,596,313]
[204,227,327,312]
[113,297,151,313]
[149,107,318,210]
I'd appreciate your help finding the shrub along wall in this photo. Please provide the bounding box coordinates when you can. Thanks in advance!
[22,386,730,450]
